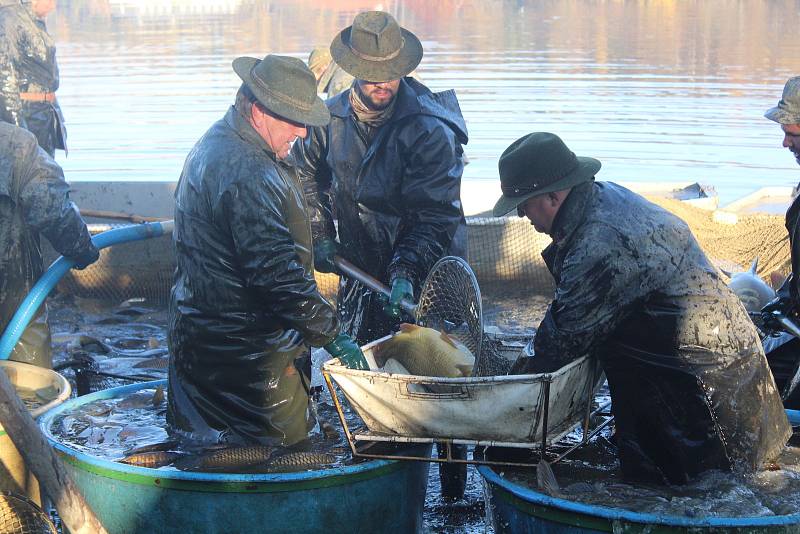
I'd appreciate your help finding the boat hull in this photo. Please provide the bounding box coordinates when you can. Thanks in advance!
[39,380,431,534]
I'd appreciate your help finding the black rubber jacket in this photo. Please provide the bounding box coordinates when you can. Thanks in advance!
[0,0,66,155]
[292,78,468,344]
[531,181,791,485]
[0,122,96,367]
[167,107,339,447]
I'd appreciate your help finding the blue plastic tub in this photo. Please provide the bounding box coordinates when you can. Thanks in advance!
[39,380,430,534]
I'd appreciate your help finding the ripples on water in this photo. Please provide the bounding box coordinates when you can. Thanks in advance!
[52,0,800,206]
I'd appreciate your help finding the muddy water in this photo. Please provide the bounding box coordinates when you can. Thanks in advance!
[50,0,800,206]
[47,294,495,532]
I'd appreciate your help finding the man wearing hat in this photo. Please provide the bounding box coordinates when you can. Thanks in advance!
[167,55,368,448]
[760,76,800,405]
[495,132,790,485]
[292,11,468,347]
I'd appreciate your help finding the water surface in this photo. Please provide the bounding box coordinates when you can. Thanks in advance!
[51,0,800,207]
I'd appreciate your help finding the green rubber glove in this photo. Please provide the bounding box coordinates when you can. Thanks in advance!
[313,237,339,273]
[383,277,413,319]
[324,333,369,370]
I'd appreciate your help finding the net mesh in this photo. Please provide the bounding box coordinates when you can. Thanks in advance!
[414,256,483,374]
[0,492,57,534]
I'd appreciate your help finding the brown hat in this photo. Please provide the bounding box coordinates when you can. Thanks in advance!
[232,54,330,127]
[329,11,422,83]
[493,133,601,217]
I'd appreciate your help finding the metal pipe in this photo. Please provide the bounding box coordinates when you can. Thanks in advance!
[0,221,174,360]
[333,256,416,316]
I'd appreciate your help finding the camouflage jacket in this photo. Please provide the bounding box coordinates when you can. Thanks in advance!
[0,122,96,365]
[0,0,66,154]
[167,107,339,447]
[532,181,790,484]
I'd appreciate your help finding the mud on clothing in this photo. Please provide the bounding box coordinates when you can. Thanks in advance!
[167,107,339,447]
[0,122,96,368]
[530,181,791,484]
[0,0,67,155]
[292,78,468,345]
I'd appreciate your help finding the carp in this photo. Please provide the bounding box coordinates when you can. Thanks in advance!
[373,323,474,378]
[263,452,338,473]
[120,451,184,468]
[726,258,776,313]
[176,447,337,473]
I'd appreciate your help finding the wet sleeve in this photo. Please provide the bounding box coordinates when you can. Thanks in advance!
[532,225,642,372]
[390,120,464,287]
[16,138,97,261]
[226,170,339,347]
[0,33,24,127]
[290,125,336,241]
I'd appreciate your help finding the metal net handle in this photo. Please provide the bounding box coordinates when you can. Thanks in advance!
[415,256,484,376]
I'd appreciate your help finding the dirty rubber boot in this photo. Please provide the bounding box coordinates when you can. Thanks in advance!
[437,443,467,502]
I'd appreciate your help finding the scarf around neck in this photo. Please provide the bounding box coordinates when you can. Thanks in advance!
[349,82,397,128]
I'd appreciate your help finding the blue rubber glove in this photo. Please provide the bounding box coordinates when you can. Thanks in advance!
[383,277,413,319]
[313,237,339,273]
[324,333,369,370]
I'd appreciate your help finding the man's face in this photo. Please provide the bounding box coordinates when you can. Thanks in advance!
[782,124,800,166]
[518,194,560,235]
[356,79,401,110]
[31,0,56,18]
[252,105,307,160]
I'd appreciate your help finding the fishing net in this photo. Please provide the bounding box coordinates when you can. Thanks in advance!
[415,256,483,371]
[0,492,57,534]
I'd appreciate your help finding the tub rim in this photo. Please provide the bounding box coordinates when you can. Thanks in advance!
[477,409,800,528]
[39,379,410,493]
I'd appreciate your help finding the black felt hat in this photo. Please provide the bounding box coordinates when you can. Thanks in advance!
[492,133,601,217]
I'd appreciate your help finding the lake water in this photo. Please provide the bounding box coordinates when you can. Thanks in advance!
[50,0,800,209]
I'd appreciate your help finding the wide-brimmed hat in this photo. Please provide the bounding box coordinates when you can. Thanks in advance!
[492,133,601,217]
[765,76,800,125]
[329,11,422,83]
[232,54,330,127]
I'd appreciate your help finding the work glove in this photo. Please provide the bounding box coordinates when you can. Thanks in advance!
[313,237,339,274]
[761,297,797,333]
[70,245,100,270]
[324,333,369,370]
[382,277,413,320]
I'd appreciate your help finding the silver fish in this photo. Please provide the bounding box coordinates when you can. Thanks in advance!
[726,257,776,313]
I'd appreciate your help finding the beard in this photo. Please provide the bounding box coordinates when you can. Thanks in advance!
[357,84,395,111]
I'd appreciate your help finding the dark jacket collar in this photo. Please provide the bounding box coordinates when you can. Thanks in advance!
[327,78,468,144]
[223,106,276,160]
[550,180,595,246]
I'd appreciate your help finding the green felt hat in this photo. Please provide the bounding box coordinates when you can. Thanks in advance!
[493,133,601,217]
[232,54,330,127]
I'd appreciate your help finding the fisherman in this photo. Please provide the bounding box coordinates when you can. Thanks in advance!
[307,46,354,98]
[760,76,800,405]
[494,132,791,485]
[0,0,68,156]
[0,122,99,368]
[167,55,368,448]
[293,11,468,346]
